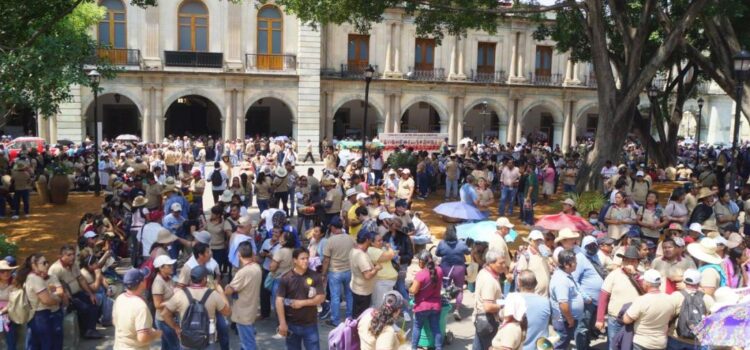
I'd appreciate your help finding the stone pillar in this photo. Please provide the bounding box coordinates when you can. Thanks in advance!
[510,33,528,83]
[154,88,163,142]
[447,96,456,143]
[448,36,458,77]
[457,37,466,77]
[572,62,581,84]
[384,93,392,133]
[143,7,161,69]
[514,99,523,143]
[224,90,234,140]
[509,33,518,80]
[507,110,516,145]
[392,24,402,77]
[562,100,573,152]
[50,114,58,144]
[325,92,334,139]
[384,24,393,74]
[141,88,151,143]
[297,21,322,146]
[234,90,244,139]
[563,58,574,86]
[571,121,578,146]
[225,3,243,71]
[456,97,465,141]
[37,114,49,141]
[392,94,402,132]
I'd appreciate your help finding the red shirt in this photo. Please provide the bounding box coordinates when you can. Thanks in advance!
[413,267,444,312]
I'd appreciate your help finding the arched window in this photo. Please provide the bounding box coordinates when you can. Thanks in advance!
[257,6,283,69]
[178,1,208,51]
[98,0,126,48]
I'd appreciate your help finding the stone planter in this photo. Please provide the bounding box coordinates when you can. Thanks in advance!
[49,174,70,204]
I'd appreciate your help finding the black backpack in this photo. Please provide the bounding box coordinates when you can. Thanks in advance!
[676,290,706,340]
[179,287,213,349]
[210,170,223,187]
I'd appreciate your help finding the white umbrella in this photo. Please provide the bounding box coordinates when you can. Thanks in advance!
[115,134,140,141]
[458,137,473,146]
[274,136,290,142]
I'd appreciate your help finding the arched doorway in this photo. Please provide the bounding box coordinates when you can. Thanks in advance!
[575,107,599,142]
[332,100,380,140]
[84,93,141,140]
[401,102,441,133]
[463,102,502,143]
[245,97,293,138]
[164,95,221,137]
[522,105,561,145]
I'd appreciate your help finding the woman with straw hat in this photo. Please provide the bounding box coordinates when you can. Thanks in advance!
[0,259,18,348]
[687,237,727,296]
[688,187,719,233]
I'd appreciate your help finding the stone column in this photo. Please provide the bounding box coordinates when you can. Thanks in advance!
[223,90,234,140]
[457,37,466,77]
[384,93,392,133]
[141,88,151,142]
[509,32,518,80]
[456,97,465,141]
[563,57,574,86]
[571,121,577,146]
[514,99,523,143]
[235,90,244,139]
[37,114,49,141]
[510,33,528,83]
[50,114,58,144]
[384,24,393,74]
[447,96,456,143]
[154,88,164,142]
[392,24,402,77]
[325,92,334,139]
[143,7,161,69]
[562,100,572,152]
[572,62,581,84]
[448,36,458,78]
[392,94,402,132]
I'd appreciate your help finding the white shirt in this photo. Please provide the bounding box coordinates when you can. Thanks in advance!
[261,208,282,232]
[228,233,257,268]
[184,255,220,276]
[601,166,618,179]
[139,222,164,257]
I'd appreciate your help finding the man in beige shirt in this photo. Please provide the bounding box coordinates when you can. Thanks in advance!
[499,160,520,216]
[321,216,355,326]
[444,154,459,200]
[624,270,679,350]
[224,241,262,349]
[472,249,506,350]
[595,245,642,339]
[668,269,714,348]
[396,169,415,203]
[350,231,381,319]
[113,268,162,350]
[515,230,551,296]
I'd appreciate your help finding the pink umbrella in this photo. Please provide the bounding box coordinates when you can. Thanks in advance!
[534,213,595,232]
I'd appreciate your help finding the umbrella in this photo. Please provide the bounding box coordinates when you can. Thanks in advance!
[456,220,518,243]
[458,137,473,146]
[274,136,290,142]
[115,134,139,141]
[695,300,750,348]
[533,213,594,232]
[434,201,487,221]
[56,139,75,146]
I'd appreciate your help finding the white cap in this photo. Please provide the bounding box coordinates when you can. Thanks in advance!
[501,293,527,322]
[238,215,253,226]
[689,223,702,233]
[714,236,728,246]
[636,171,644,177]
[528,230,544,241]
[495,217,514,228]
[388,169,397,175]
[378,212,394,221]
[193,230,211,244]
[402,169,411,175]
[356,193,369,200]
[643,269,662,284]
[345,188,358,197]
[683,269,701,285]
[153,255,176,268]
[83,231,97,239]
[170,203,182,212]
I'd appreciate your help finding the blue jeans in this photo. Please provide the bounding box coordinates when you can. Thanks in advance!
[499,186,517,216]
[552,317,577,350]
[13,189,29,216]
[445,179,458,199]
[328,270,353,325]
[286,324,320,350]
[257,199,269,214]
[667,337,705,350]
[237,323,257,350]
[26,309,63,350]
[216,313,230,350]
[575,303,597,350]
[156,319,180,350]
[522,199,536,225]
[412,310,442,350]
[418,173,430,197]
[4,321,18,350]
[271,279,281,312]
[564,184,576,193]
[607,316,624,350]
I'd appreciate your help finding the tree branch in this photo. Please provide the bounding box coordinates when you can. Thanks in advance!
[20,0,86,49]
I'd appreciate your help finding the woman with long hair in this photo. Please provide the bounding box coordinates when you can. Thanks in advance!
[436,225,469,319]
[269,231,296,310]
[0,258,18,348]
[637,191,667,243]
[16,253,66,350]
[664,188,689,225]
[255,171,271,214]
[476,178,494,216]
[408,251,444,350]
[368,233,398,308]
[357,291,406,350]
[726,246,749,288]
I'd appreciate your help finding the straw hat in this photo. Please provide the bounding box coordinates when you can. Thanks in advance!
[687,238,723,265]
[275,167,288,178]
[710,287,740,313]
[561,198,576,207]
[554,228,579,243]
[155,228,178,244]
[696,187,715,200]
[0,260,18,271]
[132,196,148,208]
[161,185,178,195]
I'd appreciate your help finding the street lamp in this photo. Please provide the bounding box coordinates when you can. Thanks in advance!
[730,49,750,198]
[695,97,704,169]
[88,69,101,196]
[646,85,659,166]
[362,65,375,163]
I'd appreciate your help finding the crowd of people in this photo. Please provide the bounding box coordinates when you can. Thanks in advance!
[0,133,749,350]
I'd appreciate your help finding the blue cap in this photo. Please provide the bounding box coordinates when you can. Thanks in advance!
[190,265,209,283]
[645,240,656,249]
[356,230,374,243]
[395,199,408,208]
[4,256,16,267]
[627,228,641,238]
[123,267,150,287]
[329,216,343,228]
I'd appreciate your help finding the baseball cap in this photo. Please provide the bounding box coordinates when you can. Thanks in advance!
[378,212,394,221]
[345,188,358,197]
[672,237,686,247]
[688,223,702,233]
[329,216,343,228]
[123,268,150,287]
[83,231,97,239]
[683,269,701,285]
[636,171,644,177]
[356,193,369,200]
[714,236,728,246]
[153,255,176,268]
[170,203,182,212]
[528,230,544,241]
[190,265,209,282]
[643,269,662,284]
[193,230,211,244]
[597,237,615,246]
[238,215,253,226]
[395,199,408,208]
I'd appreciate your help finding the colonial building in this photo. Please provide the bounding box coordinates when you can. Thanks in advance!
[33,0,746,148]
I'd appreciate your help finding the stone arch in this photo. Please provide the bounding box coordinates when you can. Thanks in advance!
[81,87,144,117]
[400,95,450,122]
[82,91,143,140]
[462,98,509,142]
[330,97,385,139]
[464,98,510,123]
[163,88,225,120]
[573,102,599,140]
[520,99,564,145]
[330,95,386,124]
[243,91,297,122]
[520,99,564,123]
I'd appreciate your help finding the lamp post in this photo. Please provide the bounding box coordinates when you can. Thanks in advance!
[88,69,101,196]
[646,85,659,167]
[695,97,704,169]
[730,49,750,199]
[362,65,375,162]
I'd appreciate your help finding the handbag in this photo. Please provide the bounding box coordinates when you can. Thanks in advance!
[263,272,275,291]
[474,313,498,337]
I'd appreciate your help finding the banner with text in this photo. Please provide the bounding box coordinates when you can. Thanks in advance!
[379,133,447,157]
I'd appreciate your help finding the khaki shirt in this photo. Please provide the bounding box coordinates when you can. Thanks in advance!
[25,273,61,312]
[272,247,294,278]
[325,187,343,214]
[625,292,678,349]
[48,260,82,295]
[601,268,640,317]
[151,274,175,321]
[396,177,414,200]
[113,293,153,350]
[491,321,525,350]
[228,263,262,325]
[349,248,375,295]
[163,286,226,321]
[323,234,355,273]
[474,268,502,317]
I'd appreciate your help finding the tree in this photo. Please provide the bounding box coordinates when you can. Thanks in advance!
[0,0,161,128]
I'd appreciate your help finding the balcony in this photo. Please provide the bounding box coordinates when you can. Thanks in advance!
[320,64,380,80]
[529,73,563,86]
[245,54,296,71]
[469,70,507,83]
[89,48,141,66]
[164,51,223,68]
[585,73,598,88]
[406,67,446,82]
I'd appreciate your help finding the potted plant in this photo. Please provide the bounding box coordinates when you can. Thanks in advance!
[46,161,73,204]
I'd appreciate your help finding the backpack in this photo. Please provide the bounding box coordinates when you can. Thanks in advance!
[139,255,157,290]
[7,287,34,324]
[179,287,214,349]
[328,308,373,350]
[210,170,223,187]
[676,290,707,340]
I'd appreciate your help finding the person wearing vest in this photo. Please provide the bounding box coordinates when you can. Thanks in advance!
[113,268,162,350]
[596,246,643,350]
[224,242,262,350]
[687,238,728,296]
[623,270,679,350]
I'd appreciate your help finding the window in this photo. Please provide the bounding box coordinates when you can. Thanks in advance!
[98,0,126,48]
[415,38,435,71]
[535,46,553,77]
[178,1,208,52]
[477,42,496,73]
[347,34,369,70]
[257,5,283,69]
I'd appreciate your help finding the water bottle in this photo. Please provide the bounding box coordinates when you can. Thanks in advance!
[209,319,216,344]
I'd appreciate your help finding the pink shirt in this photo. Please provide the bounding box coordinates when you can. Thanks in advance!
[544,167,556,184]
[413,267,444,312]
